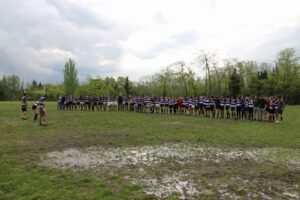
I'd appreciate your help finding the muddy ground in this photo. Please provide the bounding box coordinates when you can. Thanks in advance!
[41,143,300,199]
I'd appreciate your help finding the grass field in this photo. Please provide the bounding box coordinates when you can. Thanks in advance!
[0,101,300,199]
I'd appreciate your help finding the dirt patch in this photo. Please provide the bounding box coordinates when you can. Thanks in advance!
[132,172,200,199]
[40,143,300,199]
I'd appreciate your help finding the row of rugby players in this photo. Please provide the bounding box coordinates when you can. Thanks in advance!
[58,96,284,122]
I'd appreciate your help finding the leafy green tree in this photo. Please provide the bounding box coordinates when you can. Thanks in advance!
[124,76,131,96]
[0,78,4,100]
[229,68,241,97]
[275,48,300,103]
[32,80,37,88]
[0,74,21,100]
[63,59,79,96]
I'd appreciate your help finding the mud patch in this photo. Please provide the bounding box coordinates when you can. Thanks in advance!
[41,143,300,199]
[41,143,300,170]
[132,172,200,199]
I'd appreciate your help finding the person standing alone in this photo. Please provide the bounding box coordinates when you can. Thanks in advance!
[39,95,47,126]
[21,93,28,120]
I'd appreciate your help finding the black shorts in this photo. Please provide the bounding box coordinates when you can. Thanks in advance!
[231,107,236,111]
[32,105,37,110]
[226,106,230,110]
[269,109,274,114]
[21,107,27,112]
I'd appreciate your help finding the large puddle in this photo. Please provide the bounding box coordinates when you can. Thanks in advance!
[41,143,300,199]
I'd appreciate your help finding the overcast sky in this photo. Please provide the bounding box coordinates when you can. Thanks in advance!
[0,0,300,83]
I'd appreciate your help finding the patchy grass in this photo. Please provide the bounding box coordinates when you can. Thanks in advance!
[0,101,300,199]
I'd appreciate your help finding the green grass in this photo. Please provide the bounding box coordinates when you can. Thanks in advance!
[0,101,300,199]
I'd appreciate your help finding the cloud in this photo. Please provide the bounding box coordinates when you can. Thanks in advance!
[153,12,167,24]
[0,0,300,83]
[128,30,199,60]
[46,0,111,30]
[0,0,132,83]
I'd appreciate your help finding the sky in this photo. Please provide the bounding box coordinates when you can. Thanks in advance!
[0,0,300,83]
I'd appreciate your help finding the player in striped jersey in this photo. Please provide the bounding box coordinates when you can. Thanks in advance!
[241,97,246,120]
[248,97,254,120]
[32,101,39,125]
[274,98,280,123]
[38,95,47,126]
[21,93,28,120]
[225,96,231,119]
[199,96,204,116]
[173,97,178,115]
[190,97,196,116]
[245,98,249,119]
[269,97,275,122]
[159,97,165,114]
[219,96,225,118]
[278,96,285,123]
[210,97,215,118]
[164,97,170,114]
[215,97,220,118]
[128,96,133,112]
[236,97,241,120]
[182,97,187,115]
[204,96,210,118]
[231,97,236,119]
[154,97,160,114]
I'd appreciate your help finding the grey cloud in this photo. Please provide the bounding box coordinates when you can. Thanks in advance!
[1,0,299,84]
[228,23,300,63]
[74,41,125,80]
[97,42,124,60]
[139,30,200,59]
[0,0,131,83]
[257,25,300,61]
[153,12,167,24]
[46,0,111,30]
[171,31,199,44]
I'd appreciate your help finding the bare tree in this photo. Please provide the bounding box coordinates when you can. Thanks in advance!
[196,51,212,96]
[211,54,222,96]
[173,61,189,96]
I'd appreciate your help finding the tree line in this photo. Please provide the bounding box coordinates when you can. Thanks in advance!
[132,48,300,104]
[0,48,299,104]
